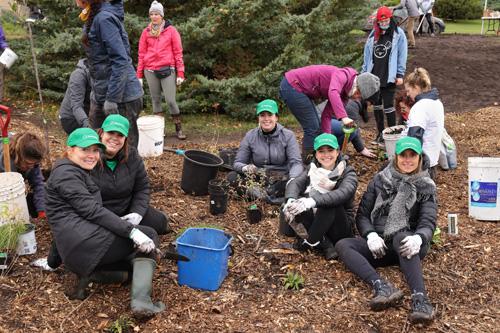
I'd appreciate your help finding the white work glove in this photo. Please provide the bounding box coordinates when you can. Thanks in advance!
[287,197,316,216]
[176,77,184,86]
[399,235,423,259]
[366,232,387,259]
[138,78,143,87]
[129,228,155,253]
[282,198,296,222]
[242,164,258,175]
[103,100,119,115]
[341,117,355,127]
[318,176,336,191]
[121,212,143,226]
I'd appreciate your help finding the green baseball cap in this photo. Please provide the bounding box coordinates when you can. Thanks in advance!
[395,136,422,155]
[256,99,279,115]
[67,128,105,149]
[101,114,130,137]
[313,133,339,151]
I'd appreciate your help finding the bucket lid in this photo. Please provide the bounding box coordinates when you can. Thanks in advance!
[468,157,500,168]
[137,115,165,128]
[0,172,25,188]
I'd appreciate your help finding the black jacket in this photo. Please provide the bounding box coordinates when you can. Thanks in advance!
[356,168,437,244]
[90,147,150,217]
[285,156,358,223]
[46,158,134,277]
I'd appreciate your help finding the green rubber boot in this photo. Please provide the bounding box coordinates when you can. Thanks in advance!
[130,258,165,318]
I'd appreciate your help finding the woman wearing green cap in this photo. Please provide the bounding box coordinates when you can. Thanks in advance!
[46,127,165,317]
[283,133,358,260]
[227,99,303,203]
[335,136,437,325]
[91,114,169,235]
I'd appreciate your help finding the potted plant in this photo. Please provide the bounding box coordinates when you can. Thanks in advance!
[0,222,26,275]
[246,203,263,224]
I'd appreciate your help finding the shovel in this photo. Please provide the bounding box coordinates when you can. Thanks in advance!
[0,105,11,172]
[156,247,190,262]
[341,125,356,154]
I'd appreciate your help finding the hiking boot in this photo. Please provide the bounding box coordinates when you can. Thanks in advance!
[319,237,338,261]
[369,279,404,311]
[409,292,435,325]
[172,115,186,140]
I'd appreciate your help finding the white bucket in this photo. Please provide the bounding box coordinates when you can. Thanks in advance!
[137,115,164,157]
[0,172,30,226]
[382,125,407,159]
[468,157,500,221]
[0,48,19,69]
[16,223,37,256]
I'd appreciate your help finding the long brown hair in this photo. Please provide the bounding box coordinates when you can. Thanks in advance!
[404,67,432,92]
[9,133,45,167]
[394,89,414,118]
[81,0,104,46]
[97,128,129,163]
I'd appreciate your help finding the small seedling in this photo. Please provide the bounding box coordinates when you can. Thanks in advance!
[432,226,442,245]
[283,271,304,291]
[106,316,134,333]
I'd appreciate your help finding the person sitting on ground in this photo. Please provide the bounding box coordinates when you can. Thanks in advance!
[335,136,437,325]
[58,58,92,134]
[279,64,380,162]
[227,99,303,204]
[403,67,444,180]
[394,88,414,125]
[283,133,358,260]
[46,128,165,317]
[0,133,46,219]
[91,114,170,235]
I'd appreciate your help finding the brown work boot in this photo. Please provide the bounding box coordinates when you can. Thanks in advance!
[172,115,186,140]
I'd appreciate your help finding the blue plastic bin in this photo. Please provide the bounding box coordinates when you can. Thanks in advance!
[176,228,233,291]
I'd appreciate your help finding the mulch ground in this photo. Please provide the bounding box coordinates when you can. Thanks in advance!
[0,35,499,333]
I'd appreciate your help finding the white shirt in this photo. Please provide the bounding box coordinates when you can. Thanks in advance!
[418,0,435,14]
[403,97,444,167]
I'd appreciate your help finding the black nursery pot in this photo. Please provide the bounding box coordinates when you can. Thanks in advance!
[247,206,263,224]
[0,252,11,274]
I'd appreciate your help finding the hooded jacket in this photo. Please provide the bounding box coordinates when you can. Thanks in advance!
[90,147,150,217]
[46,158,134,277]
[233,123,303,178]
[285,156,358,225]
[86,0,143,104]
[284,65,357,134]
[59,59,92,127]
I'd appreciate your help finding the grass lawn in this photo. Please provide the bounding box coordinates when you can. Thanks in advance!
[443,19,485,34]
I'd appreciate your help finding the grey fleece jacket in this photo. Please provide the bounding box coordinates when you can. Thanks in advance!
[233,123,303,178]
[58,59,91,127]
[395,0,420,17]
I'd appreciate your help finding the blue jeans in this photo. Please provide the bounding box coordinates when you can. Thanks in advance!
[331,119,364,152]
[279,77,320,151]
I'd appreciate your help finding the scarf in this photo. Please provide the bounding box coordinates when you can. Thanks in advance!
[79,4,91,22]
[370,163,436,239]
[149,20,165,37]
[306,160,346,195]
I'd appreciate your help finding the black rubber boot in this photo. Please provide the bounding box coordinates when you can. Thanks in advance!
[369,279,404,311]
[319,237,338,261]
[409,292,435,325]
[47,240,62,269]
[131,258,165,318]
[67,271,129,300]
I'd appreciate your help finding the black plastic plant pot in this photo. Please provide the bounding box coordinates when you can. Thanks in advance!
[247,205,263,224]
[0,252,10,274]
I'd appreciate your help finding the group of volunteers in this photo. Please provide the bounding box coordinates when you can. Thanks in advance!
[1,0,446,325]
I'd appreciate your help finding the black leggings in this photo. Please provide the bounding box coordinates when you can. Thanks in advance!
[418,13,434,34]
[335,231,429,293]
[140,206,169,235]
[298,206,353,245]
[373,84,397,134]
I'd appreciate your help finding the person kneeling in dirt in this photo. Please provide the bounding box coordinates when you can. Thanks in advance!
[0,133,47,219]
[91,114,170,235]
[282,133,357,260]
[46,128,165,317]
[227,99,303,205]
[335,137,437,325]
[58,58,92,134]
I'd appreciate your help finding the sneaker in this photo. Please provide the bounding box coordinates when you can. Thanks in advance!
[370,134,385,147]
[319,237,338,260]
[293,238,319,252]
[409,292,435,325]
[430,33,435,37]
[369,279,404,311]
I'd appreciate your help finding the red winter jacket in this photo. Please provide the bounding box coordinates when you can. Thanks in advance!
[137,23,185,79]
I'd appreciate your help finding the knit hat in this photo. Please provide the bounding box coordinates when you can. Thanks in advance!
[67,128,105,149]
[256,99,279,115]
[313,133,339,151]
[357,72,380,101]
[376,6,393,22]
[101,114,130,137]
[149,1,164,17]
[395,136,422,155]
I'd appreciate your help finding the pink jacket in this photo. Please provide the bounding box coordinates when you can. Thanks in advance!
[137,24,185,79]
[284,65,357,134]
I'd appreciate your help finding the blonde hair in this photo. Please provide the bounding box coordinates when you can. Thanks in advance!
[404,67,432,92]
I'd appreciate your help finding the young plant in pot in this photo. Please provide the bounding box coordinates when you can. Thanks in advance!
[0,222,27,275]
[242,171,267,224]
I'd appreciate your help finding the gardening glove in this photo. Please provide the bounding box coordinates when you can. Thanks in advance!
[103,100,119,115]
[176,77,185,86]
[242,164,258,175]
[282,198,296,222]
[341,117,355,127]
[287,197,315,216]
[121,213,143,226]
[366,232,387,259]
[318,176,336,191]
[37,211,46,219]
[129,228,155,253]
[399,235,423,259]
[138,78,143,87]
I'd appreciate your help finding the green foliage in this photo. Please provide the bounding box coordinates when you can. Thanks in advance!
[106,316,134,333]
[283,271,305,290]
[435,0,483,20]
[432,226,442,245]
[0,222,26,251]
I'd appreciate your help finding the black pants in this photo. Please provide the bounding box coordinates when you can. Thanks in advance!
[60,117,80,135]
[140,206,169,235]
[90,98,142,148]
[335,231,429,293]
[418,13,434,34]
[373,84,397,135]
[298,206,353,245]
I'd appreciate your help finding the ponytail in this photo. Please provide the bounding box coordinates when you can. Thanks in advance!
[404,67,432,92]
